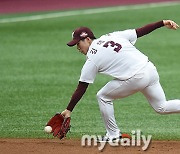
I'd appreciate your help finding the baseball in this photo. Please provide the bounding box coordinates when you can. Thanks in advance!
[44,126,52,133]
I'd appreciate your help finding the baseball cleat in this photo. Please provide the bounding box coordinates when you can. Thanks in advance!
[121,133,131,139]
[96,135,110,143]
[97,133,131,143]
[97,136,121,143]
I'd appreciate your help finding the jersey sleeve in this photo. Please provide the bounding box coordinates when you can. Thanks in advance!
[136,20,164,38]
[111,29,137,45]
[79,58,98,84]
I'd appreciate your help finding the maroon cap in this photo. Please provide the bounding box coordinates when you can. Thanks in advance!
[67,27,96,47]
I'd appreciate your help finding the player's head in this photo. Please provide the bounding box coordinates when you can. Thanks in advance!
[67,27,96,47]
[67,27,96,55]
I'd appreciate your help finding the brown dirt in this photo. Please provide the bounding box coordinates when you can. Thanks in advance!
[0,139,180,154]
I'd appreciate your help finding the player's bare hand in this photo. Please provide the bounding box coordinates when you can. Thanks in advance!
[163,20,179,30]
[61,109,71,118]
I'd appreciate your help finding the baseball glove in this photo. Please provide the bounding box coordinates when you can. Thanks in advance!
[46,113,71,140]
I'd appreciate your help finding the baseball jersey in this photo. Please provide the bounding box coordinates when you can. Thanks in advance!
[79,29,148,83]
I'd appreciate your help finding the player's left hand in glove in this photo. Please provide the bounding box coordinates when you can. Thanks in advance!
[46,113,71,140]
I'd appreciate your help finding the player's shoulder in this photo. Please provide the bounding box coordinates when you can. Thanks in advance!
[97,30,129,40]
[110,29,136,37]
[87,38,105,57]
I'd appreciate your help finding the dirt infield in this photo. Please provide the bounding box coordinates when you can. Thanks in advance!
[0,139,180,154]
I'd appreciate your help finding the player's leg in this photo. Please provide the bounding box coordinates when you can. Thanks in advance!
[140,61,180,113]
[141,81,180,114]
[96,74,149,139]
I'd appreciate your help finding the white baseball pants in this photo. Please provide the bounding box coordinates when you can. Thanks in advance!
[97,61,180,138]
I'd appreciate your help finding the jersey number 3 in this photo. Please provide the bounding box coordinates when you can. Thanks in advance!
[103,41,122,52]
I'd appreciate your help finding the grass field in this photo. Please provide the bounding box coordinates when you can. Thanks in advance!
[0,3,180,140]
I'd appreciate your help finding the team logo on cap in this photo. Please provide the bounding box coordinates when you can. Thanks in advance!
[72,31,75,38]
[80,32,88,38]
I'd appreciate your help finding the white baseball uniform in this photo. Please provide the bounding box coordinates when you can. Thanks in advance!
[79,29,180,138]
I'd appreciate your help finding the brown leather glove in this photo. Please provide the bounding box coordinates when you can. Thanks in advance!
[46,113,71,140]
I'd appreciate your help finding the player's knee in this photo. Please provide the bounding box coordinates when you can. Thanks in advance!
[155,109,166,114]
[154,105,167,114]
[96,90,108,102]
[96,90,113,104]
[96,90,103,100]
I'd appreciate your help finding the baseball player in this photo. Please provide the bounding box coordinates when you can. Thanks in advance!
[61,20,179,141]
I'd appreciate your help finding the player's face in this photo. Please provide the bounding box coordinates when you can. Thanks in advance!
[77,38,92,55]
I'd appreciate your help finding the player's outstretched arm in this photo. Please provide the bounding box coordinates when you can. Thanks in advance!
[163,20,179,30]
[61,81,89,118]
[136,20,179,38]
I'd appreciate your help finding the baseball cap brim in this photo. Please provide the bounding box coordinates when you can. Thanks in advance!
[67,38,80,47]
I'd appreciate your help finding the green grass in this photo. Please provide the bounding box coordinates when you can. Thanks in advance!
[0,4,180,140]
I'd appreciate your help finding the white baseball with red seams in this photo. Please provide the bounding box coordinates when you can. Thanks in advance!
[44,126,52,133]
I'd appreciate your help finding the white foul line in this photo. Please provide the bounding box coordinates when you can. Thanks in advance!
[0,1,179,24]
